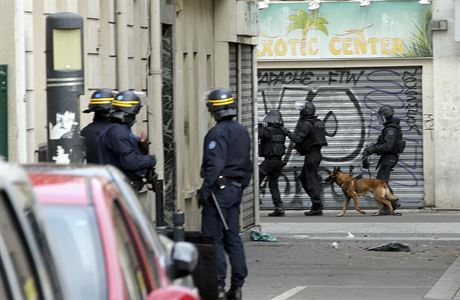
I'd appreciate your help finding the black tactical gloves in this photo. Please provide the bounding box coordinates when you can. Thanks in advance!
[280,126,290,136]
[364,145,375,156]
[197,189,210,207]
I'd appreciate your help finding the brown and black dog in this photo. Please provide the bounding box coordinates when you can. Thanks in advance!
[325,167,399,217]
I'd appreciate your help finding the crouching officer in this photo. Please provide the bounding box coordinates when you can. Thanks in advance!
[364,104,404,213]
[98,90,156,193]
[259,110,287,217]
[282,101,327,216]
[80,88,115,164]
[198,88,253,300]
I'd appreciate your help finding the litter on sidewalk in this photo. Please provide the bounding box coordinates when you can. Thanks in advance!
[365,242,411,252]
[250,229,277,242]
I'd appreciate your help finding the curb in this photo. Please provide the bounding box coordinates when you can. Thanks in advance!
[423,256,460,300]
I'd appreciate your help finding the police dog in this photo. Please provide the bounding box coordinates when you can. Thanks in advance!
[325,167,399,217]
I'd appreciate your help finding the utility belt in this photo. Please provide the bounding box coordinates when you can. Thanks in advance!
[216,176,242,189]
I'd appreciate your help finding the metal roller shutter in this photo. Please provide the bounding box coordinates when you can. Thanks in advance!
[230,44,256,229]
[258,66,424,209]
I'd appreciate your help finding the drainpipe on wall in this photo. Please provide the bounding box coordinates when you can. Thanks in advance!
[148,0,165,223]
[115,0,129,90]
[14,0,27,163]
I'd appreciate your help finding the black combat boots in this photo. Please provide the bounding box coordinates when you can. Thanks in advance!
[268,208,285,217]
[304,203,323,216]
[225,286,242,300]
[217,285,226,300]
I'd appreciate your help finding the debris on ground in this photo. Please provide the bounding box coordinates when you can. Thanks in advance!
[346,232,355,238]
[250,229,277,242]
[365,242,411,252]
[331,242,339,249]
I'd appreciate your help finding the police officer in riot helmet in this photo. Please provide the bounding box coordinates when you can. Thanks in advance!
[198,88,252,300]
[259,110,287,217]
[81,88,115,164]
[97,90,156,193]
[282,101,328,216]
[364,104,404,214]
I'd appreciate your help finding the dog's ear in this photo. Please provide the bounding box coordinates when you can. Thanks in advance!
[337,166,341,171]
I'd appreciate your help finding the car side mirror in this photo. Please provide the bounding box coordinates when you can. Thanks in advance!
[171,241,198,279]
[146,285,198,300]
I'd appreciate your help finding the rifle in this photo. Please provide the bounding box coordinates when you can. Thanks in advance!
[137,90,165,228]
[144,167,165,227]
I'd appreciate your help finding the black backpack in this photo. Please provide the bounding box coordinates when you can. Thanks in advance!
[312,118,328,147]
[294,118,327,155]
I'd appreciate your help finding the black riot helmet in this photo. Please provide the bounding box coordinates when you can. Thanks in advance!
[109,90,142,124]
[298,101,316,117]
[377,104,394,124]
[83,88,115,114]
[263,110,284,127]
[206,88,237,121]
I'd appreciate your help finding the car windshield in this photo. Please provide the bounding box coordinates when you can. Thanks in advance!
[41,205,106,300]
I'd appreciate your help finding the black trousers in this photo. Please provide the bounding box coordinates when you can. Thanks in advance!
[259,157,284,209]
[376,153,398,181]
[201,185,248,288]
[299,150,322,207]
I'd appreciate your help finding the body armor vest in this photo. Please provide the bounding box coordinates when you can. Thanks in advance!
[378,122,405,154]
[260,127,286,157]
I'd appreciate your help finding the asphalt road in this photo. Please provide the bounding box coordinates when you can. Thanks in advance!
[242,210,460,300]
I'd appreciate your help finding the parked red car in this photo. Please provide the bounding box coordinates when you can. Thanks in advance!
[0,160,64,300]
[27,168,199,300]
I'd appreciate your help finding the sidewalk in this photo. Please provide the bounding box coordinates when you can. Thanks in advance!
[243,210,460,300]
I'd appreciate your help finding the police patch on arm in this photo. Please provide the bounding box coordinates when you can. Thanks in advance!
[208,140,217,150]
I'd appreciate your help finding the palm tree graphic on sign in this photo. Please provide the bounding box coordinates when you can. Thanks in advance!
[287,9,329,48]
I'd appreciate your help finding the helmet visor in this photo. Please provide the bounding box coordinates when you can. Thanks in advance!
[377,114,386,125]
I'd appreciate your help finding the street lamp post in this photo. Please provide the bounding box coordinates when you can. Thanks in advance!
[45,12,84,163]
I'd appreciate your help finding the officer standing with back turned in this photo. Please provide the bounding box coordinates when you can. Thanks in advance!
[198,88,253,300]
[80,88,115,164]
[282,101,327,216]
[98,90,156,193]
[259,110,287,217]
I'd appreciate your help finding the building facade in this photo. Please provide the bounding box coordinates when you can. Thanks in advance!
[257,0,459,210]
[0,0,260,231]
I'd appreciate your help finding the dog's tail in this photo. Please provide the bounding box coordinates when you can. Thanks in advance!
[384,183,399,201]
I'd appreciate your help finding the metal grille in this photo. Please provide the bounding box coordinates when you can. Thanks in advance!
[257,66,424,209]
[161,25,175,225]
[230,44,256,229]
[0,65,7,160]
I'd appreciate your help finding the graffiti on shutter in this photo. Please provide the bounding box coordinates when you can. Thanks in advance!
[258,66,424,209]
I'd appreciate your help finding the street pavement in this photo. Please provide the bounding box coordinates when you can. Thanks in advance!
[242,209,460,300]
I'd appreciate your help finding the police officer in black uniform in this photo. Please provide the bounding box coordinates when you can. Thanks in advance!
[364,104,404,213]
[80,88,115,164]
[282,101,327,216]
[98,90,156,193]
[259,110,287,217]
[198,88,253,300]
